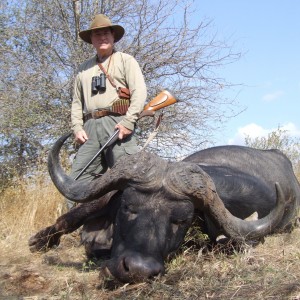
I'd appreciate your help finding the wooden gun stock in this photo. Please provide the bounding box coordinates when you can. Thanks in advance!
[139,90,177,119]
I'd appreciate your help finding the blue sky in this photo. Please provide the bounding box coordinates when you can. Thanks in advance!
[193,1,300,145]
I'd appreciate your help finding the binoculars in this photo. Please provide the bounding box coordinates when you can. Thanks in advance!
[92,73,106,94]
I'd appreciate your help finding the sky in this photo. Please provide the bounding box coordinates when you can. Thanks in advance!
[192,0,300,145]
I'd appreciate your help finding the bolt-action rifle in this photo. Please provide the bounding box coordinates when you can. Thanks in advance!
[74,89,177,180]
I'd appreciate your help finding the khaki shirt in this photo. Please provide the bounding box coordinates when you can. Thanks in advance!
[71,51,147,133]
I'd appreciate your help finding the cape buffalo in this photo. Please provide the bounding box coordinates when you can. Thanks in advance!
[29,133,300,283]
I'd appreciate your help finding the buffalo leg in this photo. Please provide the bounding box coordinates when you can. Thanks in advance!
[28,191,120,253]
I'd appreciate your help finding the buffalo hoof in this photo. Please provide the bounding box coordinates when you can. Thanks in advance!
[28,225,62,253]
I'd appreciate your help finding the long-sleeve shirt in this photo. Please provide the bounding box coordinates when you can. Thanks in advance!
[71,51,147,133]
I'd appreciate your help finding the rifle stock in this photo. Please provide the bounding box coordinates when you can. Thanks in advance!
[139,90,177,119]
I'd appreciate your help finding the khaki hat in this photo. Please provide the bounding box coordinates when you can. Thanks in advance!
[79,14,125,44]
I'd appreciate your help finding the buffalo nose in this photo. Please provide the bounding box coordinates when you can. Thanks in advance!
[123,254,164,281]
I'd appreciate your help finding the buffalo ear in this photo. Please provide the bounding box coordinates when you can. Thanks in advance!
[244,212,258,221]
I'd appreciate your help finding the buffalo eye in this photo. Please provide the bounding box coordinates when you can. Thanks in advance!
[122,204,137,221]
[170,203,194,234]
[172,219,188,226]
[171,218,188,233]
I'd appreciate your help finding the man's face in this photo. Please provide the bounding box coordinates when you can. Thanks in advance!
[91,28,114,56]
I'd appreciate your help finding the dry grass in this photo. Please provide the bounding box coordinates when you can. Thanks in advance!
[1,177,300,300]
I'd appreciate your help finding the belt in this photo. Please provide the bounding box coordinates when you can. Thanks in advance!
[83,109,121,123]
[84,99,130,123]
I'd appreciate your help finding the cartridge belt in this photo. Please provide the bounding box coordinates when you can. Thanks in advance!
[83,99,130,123]
[83,110,119,123]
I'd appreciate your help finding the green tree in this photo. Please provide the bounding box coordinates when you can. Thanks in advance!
[245,127,300,179]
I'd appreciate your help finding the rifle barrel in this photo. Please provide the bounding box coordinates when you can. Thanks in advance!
[74,129,119,180]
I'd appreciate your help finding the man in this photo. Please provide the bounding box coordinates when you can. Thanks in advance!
[68,14,147,209]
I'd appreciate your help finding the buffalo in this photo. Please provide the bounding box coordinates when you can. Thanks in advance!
[29,133,300,283]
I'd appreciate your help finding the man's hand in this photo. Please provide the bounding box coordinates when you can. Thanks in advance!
[75,130,88,144]
[115,124,132,140]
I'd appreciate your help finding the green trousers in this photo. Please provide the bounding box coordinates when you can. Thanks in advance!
[67,115,139,209]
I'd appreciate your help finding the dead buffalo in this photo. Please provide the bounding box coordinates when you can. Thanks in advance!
[29,133,300,283]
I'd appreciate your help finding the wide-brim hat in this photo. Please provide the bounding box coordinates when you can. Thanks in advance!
[79,14,125,44]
